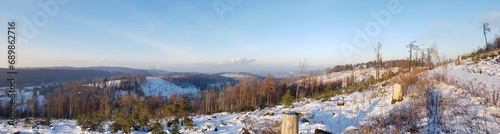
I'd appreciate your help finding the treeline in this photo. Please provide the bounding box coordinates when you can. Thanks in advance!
[0,74,196,133]
[0,72,356,132]
[0,74,352,117]
[191,75,348,115]
[326,59,421,74]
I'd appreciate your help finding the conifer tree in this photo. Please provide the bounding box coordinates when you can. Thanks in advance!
[281,89,294,108]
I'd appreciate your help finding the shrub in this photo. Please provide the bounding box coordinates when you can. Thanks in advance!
[361,102,423,133]
[151,122,165,134]
[397,68,425,86]
[230,105,256,113]
[171,122,180,134]
[183,117,196,130]
[23,118,32,127]
[40,117,51,126]
[480,54,489,59]
[111,110,133,133]
[281,89,294,108]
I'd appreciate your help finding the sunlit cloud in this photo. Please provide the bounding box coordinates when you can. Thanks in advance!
[217,58,256,65]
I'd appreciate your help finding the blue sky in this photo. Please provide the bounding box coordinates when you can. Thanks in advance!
[1,0,500,73]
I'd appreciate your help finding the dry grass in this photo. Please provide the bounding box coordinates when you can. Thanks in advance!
[360,68,444,133]
[240,116,280,134]
[360,62,500,133]
[360,101,424,133]
[394,69,421,86]
[491,113,500,119]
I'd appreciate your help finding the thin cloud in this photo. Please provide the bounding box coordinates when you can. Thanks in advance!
[217,58,256,65]
[482,11,500,25]
[432,20,448,27]
[59,12,197,59]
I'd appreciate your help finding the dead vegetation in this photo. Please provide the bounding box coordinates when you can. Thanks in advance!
[360,71,432,133]
[240,115,281,134]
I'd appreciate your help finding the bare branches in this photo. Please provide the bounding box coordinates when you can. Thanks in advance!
[407,41,419,71]
[483,23,491,46]
[299,59,308,76]
[374,42,383,80]
[296,59,308,99]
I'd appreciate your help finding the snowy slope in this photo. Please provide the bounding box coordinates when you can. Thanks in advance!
[0,87,44,112]
[141,76,200,97]
[432,53,500,90]
[317,67,398,83]
[175,86,400,133]
[183,57,500,133]
[461,54,500,78]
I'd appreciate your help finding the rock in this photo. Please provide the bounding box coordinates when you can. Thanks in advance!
[264,111,274,116]
[314,129,332,134]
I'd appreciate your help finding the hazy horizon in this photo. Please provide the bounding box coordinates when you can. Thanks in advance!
[1,0,499,73]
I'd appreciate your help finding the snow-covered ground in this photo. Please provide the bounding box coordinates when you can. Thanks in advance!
[141,76,200,97]
[0,120,82,134]
[1,54,499,133]
[461,53,500,78]
[187,90,393,133]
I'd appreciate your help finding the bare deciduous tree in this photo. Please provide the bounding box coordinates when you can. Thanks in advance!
[374,42,383,80]
[296,59,307,99]
[482,23,491,49]
[406,41,419,71]
[426,47,433,67]
[431,43,441,65]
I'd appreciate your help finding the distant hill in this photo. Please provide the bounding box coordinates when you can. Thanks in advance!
[0,67,264,89]
[0,66,167,87]
[163,72,245,90]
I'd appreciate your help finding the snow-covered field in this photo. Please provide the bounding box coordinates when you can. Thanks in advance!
[1,54,499,133]
[141,76,200,97]
[0,120,82,134]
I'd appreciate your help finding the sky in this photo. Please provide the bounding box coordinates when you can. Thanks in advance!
[1,0,500,74]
